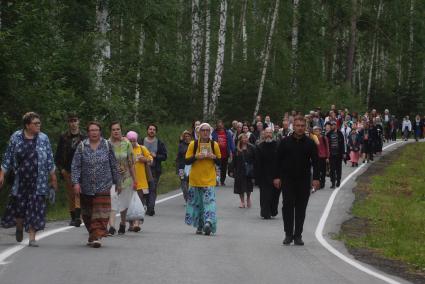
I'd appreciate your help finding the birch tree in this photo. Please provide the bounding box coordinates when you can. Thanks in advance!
[366,0,383,109]
[290,0,300,97]
[203,0,211,120]
[345,0,357,85]
[191,0,202,87]
[241,0,248,61]
[95,0,111,95]
[252,0,280,121]
[209,0,227,118]
[407,0,414,85]
[134,26,145,123]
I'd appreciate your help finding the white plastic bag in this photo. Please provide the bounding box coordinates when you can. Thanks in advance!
[126,191,145,221]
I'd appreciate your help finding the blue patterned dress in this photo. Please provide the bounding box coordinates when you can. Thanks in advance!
[185,186,217,233]
[1,137,47,232]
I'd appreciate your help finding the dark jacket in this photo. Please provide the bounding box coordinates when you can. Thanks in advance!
[176,141,190,173]
[139,137,167,175]
[347,131,362,152]
[326,130,345,157]
[255,140,278,185]
[274,134,319,182]
[55,130,86,172]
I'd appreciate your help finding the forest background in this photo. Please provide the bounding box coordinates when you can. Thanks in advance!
[0,0,424,200]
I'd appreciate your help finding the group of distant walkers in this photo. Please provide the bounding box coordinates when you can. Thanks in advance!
[0,106,423,247]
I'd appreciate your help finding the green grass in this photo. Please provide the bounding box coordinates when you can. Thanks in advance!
[342,143,425,270]
[0,123,188,221]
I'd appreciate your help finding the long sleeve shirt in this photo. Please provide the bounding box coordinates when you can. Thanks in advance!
[274,134,319,182]
[1,130,55,196]
[71,138,119,195]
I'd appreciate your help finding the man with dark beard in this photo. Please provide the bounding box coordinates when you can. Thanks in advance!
[255,128,280,219]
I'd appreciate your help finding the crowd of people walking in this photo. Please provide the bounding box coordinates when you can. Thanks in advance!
[0,107,423,247]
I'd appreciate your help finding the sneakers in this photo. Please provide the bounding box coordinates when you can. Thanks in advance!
[294,237,304,246]
[108,226,116,236]
[203,222,212,236]
[28,240,39,247]
[146,208,155,216]
[336,180,340,188]
[283,235,293,245]
[196,227,203,235]
[92,240,101,248]
[118,223,126,235]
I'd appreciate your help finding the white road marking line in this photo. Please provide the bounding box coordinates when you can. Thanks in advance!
[0,192,183,265]
[315,141,402,284]
[0,140,408,284]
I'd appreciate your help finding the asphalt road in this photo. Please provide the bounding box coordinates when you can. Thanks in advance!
[0,141,411,284]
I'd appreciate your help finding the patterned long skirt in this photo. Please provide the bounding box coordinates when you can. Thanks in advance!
[1,191,46,233]
[80,191,111,241]
[185,186,217,233]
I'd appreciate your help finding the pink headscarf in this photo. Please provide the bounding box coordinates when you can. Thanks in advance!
[126,131,138,141]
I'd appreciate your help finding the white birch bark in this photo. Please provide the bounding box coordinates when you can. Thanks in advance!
[95,0,110,96]
[241,0,248,61]
[202,0,211,121]
[290,0,300,97]
[134,26,145,123]
[231,12,235,64]
[191,0,202,86]
[209,0,228,118]
[366,0,383,109]
[407,0,414,85]
[252,0,280,121]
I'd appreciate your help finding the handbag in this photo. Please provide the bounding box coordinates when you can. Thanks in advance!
[127,191,145,221]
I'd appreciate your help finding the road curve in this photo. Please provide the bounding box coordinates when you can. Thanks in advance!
[0,141,411,284]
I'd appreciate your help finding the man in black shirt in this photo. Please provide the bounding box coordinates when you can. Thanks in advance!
[326,121,345,188]
[273,116,319,246]
[55,113,86,226]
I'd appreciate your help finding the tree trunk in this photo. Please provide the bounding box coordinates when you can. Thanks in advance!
[252,0,280,122]
[345,0,357,85]
[231,10,235,64]
[366,0,383,109]
[241,0,248,61]
[407,0,414,86]
[209,0,228,118]
[290,0,300,97]
[134,26,145,123]
[191,0,202,87]
[202,0,211,121]
[95,0,111,96]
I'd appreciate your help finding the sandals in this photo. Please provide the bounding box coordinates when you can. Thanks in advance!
[239,203,246,208]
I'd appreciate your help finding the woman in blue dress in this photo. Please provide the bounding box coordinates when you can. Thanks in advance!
[0,112,57,247]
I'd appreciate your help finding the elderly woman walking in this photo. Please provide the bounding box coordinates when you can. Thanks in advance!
[0,112,57,247]
[71,121,120,248]
[184,123,221,235]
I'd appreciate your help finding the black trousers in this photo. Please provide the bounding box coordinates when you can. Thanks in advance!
[281,181,310,238]
[318,158,327,187]
[147,170,161,211]
[220,157,228,184]
[329,155,342,184]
